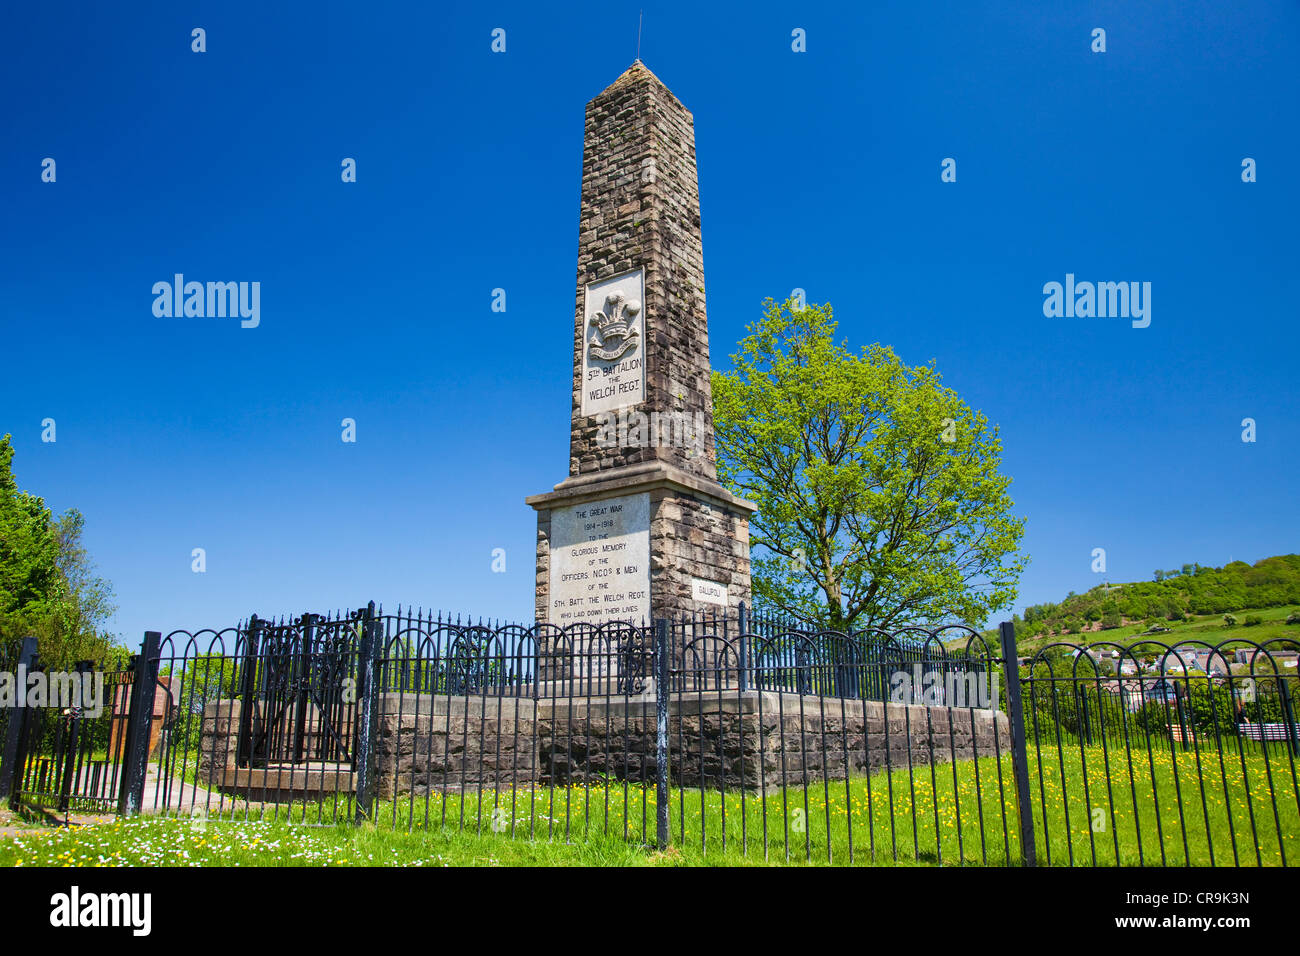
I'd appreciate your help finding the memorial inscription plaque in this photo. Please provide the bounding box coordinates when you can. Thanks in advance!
[548,491,651,625]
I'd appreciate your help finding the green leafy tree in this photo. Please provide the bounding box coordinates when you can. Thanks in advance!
[164,653,242,758]
[1183,683,1235,732]
[0,436,62,618]
[1131,699,1173,736]
[0,434,119,666]
[711,298,1027,630]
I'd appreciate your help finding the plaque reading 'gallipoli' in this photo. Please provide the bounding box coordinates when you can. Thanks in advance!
[581,268,646,417]
[549,491,650,625]
[691,577,729,606]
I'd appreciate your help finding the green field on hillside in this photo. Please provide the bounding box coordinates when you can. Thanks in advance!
[1008,603,1300,659]
[987,554,1300,658]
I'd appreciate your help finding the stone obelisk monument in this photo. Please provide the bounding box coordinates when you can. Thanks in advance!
[526,62,756,627]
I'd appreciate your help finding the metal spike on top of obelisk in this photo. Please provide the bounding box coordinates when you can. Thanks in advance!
[525,63,756,629]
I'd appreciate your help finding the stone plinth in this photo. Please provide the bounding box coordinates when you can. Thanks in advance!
[198,699,242,784]
[529,462,753,626]
[374,694,537,799]
[536,693,1011,793]
[202,694,1010,799]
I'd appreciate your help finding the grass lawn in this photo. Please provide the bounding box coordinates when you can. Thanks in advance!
[3,740,1295,867]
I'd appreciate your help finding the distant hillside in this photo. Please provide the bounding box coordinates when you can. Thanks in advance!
[1009,554,1300,641]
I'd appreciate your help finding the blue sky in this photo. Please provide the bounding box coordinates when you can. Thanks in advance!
[2,1,1296,645]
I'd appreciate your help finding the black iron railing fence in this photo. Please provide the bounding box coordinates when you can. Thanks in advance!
[0,640,21,791]
[2,610,1296,866]
[1019,636,1300,866]
[0,637,140,815]
[223,603,984,700]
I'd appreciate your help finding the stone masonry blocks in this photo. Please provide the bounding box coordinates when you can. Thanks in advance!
[569,63,715,480]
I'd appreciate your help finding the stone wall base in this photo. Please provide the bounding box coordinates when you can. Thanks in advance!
[200,692,1011,799]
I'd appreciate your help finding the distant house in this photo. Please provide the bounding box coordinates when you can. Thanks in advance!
[1100,679,1133,700]
[1166,644,1218,672]
[1146,679,1180,705]
[1112,680,1159,712]
[1123,678,1180,710]
[1075,648,1118,673]
[1233,648,1300,669]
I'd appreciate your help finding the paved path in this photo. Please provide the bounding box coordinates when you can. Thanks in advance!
[0,768,217,834]
[138,767,217,815]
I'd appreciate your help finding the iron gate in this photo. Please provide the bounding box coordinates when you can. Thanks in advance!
[236,613,361,769]
[2,652,144,815]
